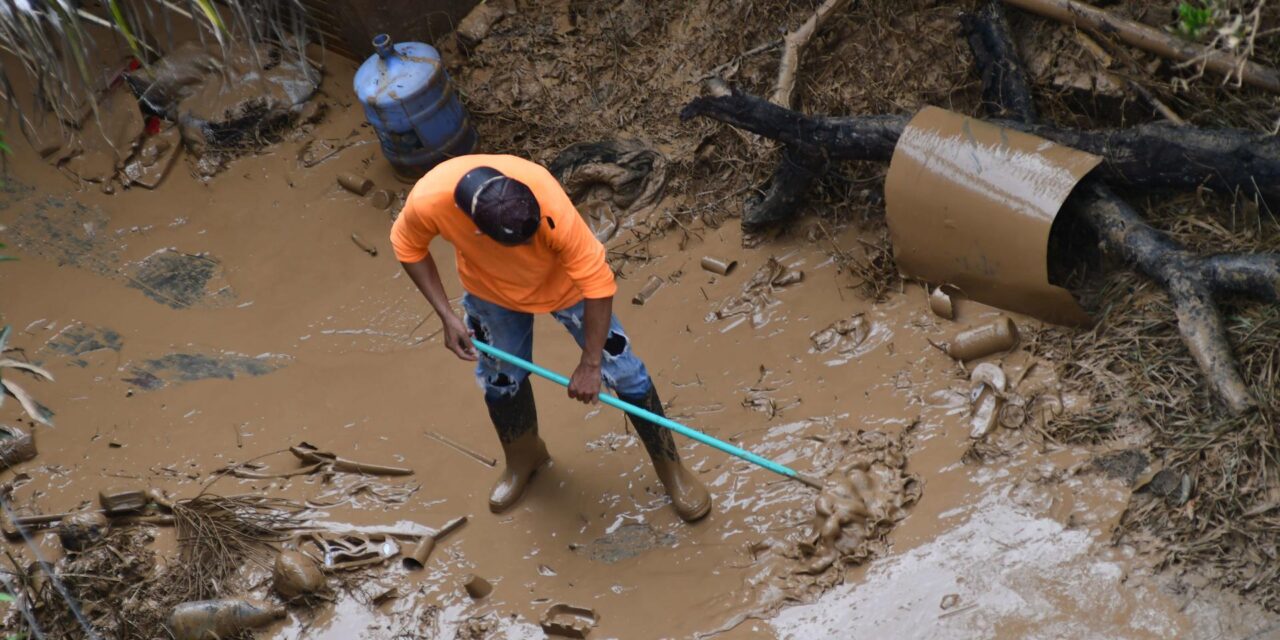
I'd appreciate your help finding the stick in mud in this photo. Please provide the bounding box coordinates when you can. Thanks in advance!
[425,430,497,467]
[289,444,413,476]
[350,233,378,257]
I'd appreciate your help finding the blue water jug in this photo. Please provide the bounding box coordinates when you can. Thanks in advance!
[354,34,478,181]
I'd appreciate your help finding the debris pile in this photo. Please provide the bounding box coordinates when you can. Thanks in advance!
[711,257,804,327]
[42,41,319,188]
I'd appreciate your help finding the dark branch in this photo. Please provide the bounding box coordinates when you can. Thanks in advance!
[1073,180,1256,414]
[743,145,828,233]
[680,90,1280,205]
[961,2,1037,123]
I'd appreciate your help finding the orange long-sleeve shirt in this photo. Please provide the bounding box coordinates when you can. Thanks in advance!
[390,155,617,313]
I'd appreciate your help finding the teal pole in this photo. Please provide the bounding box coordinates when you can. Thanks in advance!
[471,339,823,489]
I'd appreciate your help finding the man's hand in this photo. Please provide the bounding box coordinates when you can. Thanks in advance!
[568,360,602,404]
[442,313,478,361]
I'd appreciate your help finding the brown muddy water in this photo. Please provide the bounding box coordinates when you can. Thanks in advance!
[3,54,1279,640]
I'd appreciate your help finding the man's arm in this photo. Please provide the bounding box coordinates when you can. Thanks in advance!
[401,257,477,361]
[568,296,612,403]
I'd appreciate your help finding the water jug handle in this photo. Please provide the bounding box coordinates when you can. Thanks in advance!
[373,34,395,59]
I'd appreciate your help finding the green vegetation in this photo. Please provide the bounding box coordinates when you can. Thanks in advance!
[0,1,310,138]
[0,591,26,639]
[1177,1,1217,40]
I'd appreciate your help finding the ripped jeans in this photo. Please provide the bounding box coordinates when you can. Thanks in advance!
[461,293,653,403]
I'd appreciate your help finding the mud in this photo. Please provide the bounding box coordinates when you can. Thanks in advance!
[129,250,234,309]
[2,4,1277,639]
[124,352,284,390]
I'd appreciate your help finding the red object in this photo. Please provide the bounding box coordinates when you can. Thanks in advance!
[145,116,162,136]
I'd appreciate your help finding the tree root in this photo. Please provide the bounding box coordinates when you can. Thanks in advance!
[743,144,828,233]
[680,90,1280,204]
[1072,179,1257,414]
[960,1,1037,123]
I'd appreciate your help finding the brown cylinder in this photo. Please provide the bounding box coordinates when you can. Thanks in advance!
[929,287,955,320]
[369,189,393,210]
[404,516,467,570]
[700,256,738,276]
[631,276,664,305]
[337,173,373,196]
[99,487,148,514]
[463,574,492,599]
[946,317,1020,361]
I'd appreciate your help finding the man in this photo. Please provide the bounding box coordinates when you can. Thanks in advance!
[390,154,712,523]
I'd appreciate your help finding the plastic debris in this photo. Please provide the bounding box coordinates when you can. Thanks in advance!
[167,599,286,640]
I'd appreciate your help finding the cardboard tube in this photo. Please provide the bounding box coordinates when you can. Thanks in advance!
[99,487,148,514]
[631,276,664,305]
[463,574,492,599]
[369,189,393,210]
[885,106,1096,326]
[947,317,1020,361]
[929,287,955,320]
[403,516,468,570]
[337,173,373,196]
[700,256,738,276]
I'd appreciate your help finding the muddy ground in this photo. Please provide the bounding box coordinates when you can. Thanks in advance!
[3,0,1280,638]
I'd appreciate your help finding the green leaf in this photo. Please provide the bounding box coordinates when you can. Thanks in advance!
[1177,1,1215,40]
[0,592,13,602]
[107,1,146,63]
[191,0,230,44]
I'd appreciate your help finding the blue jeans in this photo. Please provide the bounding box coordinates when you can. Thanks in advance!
[461,293,653,403]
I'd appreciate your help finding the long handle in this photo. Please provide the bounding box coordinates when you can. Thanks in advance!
[471,339,823,489]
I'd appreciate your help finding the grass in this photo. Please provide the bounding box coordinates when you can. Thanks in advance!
[1034,191,1280,610]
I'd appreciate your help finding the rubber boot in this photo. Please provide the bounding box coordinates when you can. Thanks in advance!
[620,384,712,523]
[485,377,550,513]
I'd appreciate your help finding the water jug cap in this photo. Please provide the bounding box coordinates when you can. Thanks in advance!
[373,34,395,59]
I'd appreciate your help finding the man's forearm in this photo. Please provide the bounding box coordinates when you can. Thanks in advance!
[401,257,454,318]
[580,296,613,366]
